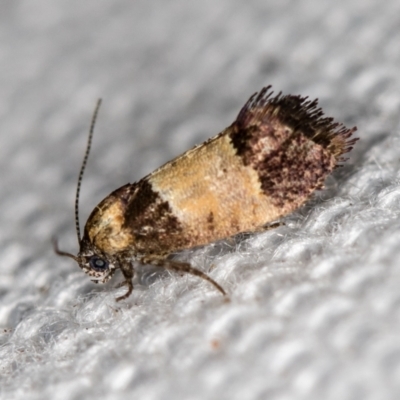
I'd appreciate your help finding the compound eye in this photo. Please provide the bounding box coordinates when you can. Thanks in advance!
[89,256,109,272]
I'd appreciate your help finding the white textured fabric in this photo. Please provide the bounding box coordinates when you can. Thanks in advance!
[1,1,400,399]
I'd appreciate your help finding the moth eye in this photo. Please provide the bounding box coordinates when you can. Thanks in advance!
[89,256,109,272]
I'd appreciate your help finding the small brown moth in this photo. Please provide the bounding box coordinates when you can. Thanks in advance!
[54,86,358,301]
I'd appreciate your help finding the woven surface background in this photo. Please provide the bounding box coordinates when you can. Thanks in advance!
[1,1,400,399]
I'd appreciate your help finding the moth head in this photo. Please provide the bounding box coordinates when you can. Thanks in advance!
[53,238,117,284]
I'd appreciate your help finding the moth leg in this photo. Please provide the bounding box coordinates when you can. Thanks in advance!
[259,221,284,232]
[236,221,284,237]
[115,262,134,301]
[141,257,226,296]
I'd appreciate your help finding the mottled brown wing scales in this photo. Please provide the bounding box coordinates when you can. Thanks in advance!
[123,179,190,256]
[229,87,357,210]
[234,87,357,156]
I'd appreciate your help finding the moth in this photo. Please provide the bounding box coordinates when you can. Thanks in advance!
[54,86,357,300]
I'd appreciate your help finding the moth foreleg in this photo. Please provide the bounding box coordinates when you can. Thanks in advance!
[115,262,135,301]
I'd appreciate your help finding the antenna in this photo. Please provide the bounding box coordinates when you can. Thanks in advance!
[75,99,102,243]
